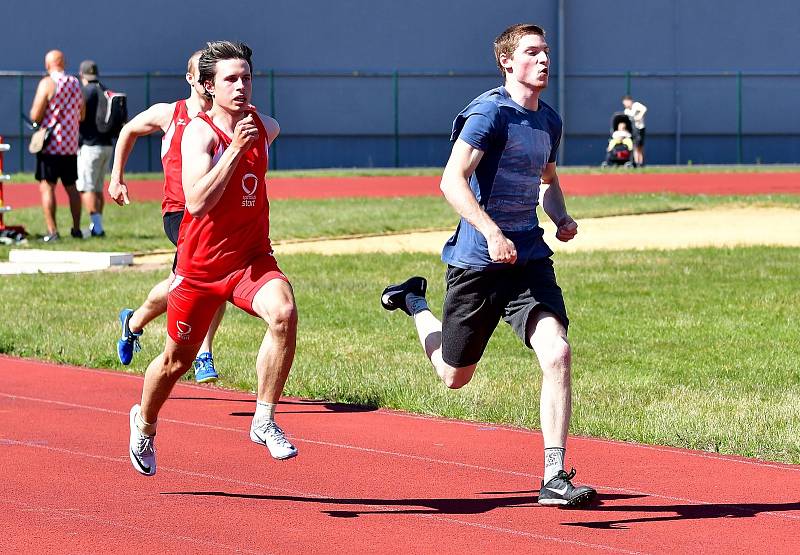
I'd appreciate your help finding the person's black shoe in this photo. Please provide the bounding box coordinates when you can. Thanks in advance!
[70,228,84,239]
[538,468,596,508]
[381,276,427,315]
[90,228,106,238]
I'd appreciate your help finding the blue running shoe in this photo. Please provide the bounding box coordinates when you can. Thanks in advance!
[194,352,219,383]
[117,308,142,366]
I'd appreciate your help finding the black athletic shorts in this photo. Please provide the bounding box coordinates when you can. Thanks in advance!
[35,154,77,185]
[633,127,646,147]
[163,210,184,271]
[441,257,569,368]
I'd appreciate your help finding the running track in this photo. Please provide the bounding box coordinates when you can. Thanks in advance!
[2,357,799,554]
[5,174,800,553]
[5,171,800,208]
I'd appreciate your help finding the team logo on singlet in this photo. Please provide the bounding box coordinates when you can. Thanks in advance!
[176,320,192,341]
[241,173,258,207]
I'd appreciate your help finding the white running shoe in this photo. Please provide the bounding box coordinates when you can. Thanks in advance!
[250,420,298,460]
[129,404,156,476]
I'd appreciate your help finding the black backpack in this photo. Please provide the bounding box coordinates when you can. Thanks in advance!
[94,83,128,137]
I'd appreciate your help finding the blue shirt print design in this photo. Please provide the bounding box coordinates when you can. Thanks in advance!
[441,86,562,270]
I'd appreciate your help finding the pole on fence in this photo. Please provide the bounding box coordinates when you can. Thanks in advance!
[736,71,743,164]
[625,71,631,96]
[18,75,24,172]
[0,134,7,229]
[269,69,277,170]
[557,0,566,165]
[393,70,400,168]
[675,106,682,165]
[145,72,152,172]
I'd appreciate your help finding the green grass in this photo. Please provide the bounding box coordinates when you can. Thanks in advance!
[4,192,800,259]
[7,163,800,183]
[2,192,799,463]
[0,247,798,463]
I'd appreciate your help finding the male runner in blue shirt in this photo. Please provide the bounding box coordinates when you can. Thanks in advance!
[381,23,595,507]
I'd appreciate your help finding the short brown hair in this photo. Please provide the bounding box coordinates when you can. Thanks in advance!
[187,50,203,74]
[493,23,545,75]
[198,41,253,98]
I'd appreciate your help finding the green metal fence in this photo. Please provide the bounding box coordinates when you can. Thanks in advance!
[2,69,798,171]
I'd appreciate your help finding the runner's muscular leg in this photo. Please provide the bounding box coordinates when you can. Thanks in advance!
[200,303,227,354]
[528,310,572,448]
[250,279,298,403]
[411,310,477,389]
[139,337,202,427]
[129,274,172,333]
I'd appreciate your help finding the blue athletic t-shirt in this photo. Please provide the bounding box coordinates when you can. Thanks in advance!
[441,86,562,270]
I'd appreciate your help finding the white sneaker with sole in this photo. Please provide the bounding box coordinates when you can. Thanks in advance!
[250,420,298,460]
[129,404,156,476]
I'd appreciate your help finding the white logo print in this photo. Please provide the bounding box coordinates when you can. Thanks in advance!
[176,320,192,341]
[241,173,258,207]
[546,485,569,496]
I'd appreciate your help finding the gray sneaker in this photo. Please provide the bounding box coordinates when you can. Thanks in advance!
[538,468,596,507]
[250,420,298,460]
[129,404,156,476]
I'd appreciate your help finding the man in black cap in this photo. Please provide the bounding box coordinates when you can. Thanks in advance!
[78,60,114,237]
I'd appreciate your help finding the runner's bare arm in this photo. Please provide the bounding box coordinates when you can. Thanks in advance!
[29,78,54,124]
[540,162,577,242]
[257,112,280,145]
[108,102,176,206]
[182,114,257,217]
[440,138,517,264]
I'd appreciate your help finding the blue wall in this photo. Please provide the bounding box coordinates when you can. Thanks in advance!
[2,0,799,172]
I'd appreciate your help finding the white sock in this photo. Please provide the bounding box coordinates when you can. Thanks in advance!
[405,293,429,315]
[90,212,104,233]
[543,447,565,483]
[253,400,276,426]
[136,413,156,436]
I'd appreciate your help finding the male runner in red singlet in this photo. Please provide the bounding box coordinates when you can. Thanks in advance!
[108,51,225,383]
[129,41,297,476]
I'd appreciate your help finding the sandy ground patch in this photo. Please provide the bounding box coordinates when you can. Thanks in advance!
[133,207,800,266]
[273,207,800,256]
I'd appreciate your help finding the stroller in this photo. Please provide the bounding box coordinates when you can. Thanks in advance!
[601,112,635,167]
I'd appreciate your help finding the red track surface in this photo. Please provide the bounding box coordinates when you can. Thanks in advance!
[2,356,799,554]
[5,172,800,209]
[4,174,800,552]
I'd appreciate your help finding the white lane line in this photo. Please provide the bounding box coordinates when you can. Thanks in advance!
[3,356,798,473]
[0,393,536,478]
[3,498,268,554]
[2,438,638,554]
[420,515,649,555]
[381,411,800,473]
[2,392,799,524]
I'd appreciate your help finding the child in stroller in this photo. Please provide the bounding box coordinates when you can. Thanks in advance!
[602,112,635,167]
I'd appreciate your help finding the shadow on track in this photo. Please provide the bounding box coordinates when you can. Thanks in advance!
[561,500,800,529]
[162,491,643,516]
[169,397,379,416]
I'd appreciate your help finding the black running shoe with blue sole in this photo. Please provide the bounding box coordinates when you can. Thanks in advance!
[380,276,427,315]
